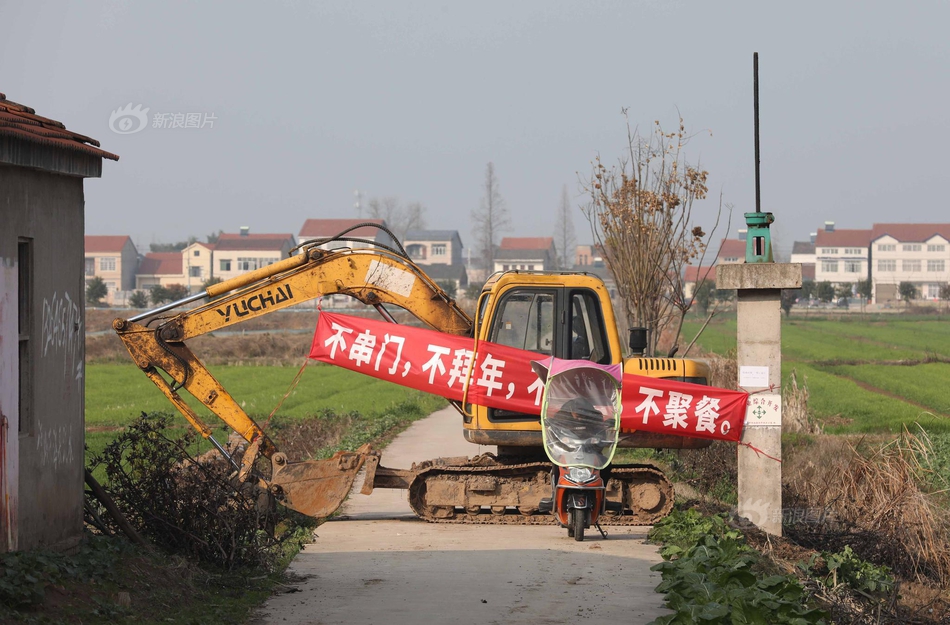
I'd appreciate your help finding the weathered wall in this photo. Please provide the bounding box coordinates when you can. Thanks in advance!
[0,164,85,551]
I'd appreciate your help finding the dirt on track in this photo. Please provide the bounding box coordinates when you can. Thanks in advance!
[252,407,671,625]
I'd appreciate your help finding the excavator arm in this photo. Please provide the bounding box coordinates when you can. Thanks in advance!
[114,241,473,517]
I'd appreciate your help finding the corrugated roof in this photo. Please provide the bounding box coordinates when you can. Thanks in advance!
[500,237,554,250]
[85,235,133,253]
[214,233,294,252]
[814,229,872,247]
[870,223,950,243]
[0,92,119,161]
[299,219,387,238]
[137,253,182,276]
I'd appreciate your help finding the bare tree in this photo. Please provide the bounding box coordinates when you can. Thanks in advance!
[471,162,510,272]
[553,185,577,269]
[582,115,721,357]
[366,196,427,241]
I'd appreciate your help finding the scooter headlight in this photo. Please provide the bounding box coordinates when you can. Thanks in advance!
[566,467,596,484]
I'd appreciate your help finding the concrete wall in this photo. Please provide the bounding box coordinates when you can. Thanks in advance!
[0,164,85,551]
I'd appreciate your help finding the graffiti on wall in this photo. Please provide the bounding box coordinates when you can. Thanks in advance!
[36,421,76,470]
[41,291,83,389]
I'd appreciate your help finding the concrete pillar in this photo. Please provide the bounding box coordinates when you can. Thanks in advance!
[717,263,801,536]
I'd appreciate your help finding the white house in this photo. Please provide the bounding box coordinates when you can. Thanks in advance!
[212,231,296,283]
[813,224,871,289]
[870,223,950,303]
[404,230,463,266]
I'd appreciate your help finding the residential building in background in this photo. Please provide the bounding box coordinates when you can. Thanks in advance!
[135,252,184,289]
[494,237,557,273]
[181,241,214,288]
[404,230,463,266]
[84,235,138,303]
[212,230,296,283]
[1,90,117,552]
[870,223,950,303]
[813,222,871,290]
[298,218,395,250]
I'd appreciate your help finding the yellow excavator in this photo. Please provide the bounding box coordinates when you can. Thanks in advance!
[114,225,711,525]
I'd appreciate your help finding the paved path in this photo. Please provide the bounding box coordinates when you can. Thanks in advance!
[253,406,670,625]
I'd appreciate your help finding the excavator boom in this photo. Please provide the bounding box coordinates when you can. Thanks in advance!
[114,239,471,517]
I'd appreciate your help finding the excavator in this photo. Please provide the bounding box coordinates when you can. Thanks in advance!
[114,225,711,526]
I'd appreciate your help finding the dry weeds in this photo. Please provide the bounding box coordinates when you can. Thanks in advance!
[785,430,950,587]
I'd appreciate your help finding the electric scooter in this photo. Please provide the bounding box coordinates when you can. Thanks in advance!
[532,359,622,541]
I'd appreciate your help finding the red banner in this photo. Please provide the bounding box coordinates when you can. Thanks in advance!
[309,312,748,442]
[309,312,547,415]
[620,375,747,442]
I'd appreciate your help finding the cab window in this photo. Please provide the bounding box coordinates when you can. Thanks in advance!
[490,291,555,355]
[569,291,609,364]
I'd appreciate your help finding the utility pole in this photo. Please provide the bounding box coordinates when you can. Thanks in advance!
[354,189,362,219]
[717,53,801,536]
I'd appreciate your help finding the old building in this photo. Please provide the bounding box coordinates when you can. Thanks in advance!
[0,91,117,551]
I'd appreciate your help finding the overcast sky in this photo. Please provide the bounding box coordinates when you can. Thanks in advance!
[3,1,948,258]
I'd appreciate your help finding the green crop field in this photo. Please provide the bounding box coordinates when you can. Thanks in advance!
[85,362,448,463]
[682,314,950,434]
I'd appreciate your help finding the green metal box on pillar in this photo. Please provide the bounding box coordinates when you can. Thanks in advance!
[744,212,774,263]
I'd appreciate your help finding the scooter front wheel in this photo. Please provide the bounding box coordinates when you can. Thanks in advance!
[572,509,586,542]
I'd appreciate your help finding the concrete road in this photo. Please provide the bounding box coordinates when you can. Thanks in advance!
[252,407,670,625]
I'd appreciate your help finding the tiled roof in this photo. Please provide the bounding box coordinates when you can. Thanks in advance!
[299,219,387,238]
[137,253,182,276]
[0,92,119,161]
[214,233,294,251]
[791,241,815,255]
[717,239,746,259]
[494,248,550,260]
[85,235,133,253]
[405,229,460,242]
[870,223,950,243]
[500,237,554,250]
[814,229,872,247]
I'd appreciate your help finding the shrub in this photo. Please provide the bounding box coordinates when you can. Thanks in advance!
[88,413,309,570]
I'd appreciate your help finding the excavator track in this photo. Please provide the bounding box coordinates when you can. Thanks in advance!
[404,455,674,525]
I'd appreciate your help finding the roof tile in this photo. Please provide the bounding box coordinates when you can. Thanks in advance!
[137,253,182,276]
[0,92,118,161]
[299,219,387,238]
[500,237,554,250]
[870,223,950,243]
[814,229,872,247]
[85,235,133,253]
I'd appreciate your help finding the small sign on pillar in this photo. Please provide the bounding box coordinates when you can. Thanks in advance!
[745,394,781,428]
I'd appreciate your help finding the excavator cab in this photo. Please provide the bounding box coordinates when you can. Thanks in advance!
[463,271,711,454]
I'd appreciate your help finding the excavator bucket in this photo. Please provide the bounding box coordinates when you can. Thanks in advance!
[268,444,379,518]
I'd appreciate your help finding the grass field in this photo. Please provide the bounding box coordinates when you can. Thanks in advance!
[85,362,448,464]
[682,314,950,434]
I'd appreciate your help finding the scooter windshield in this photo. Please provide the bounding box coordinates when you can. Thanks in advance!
[535,359,622,470]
